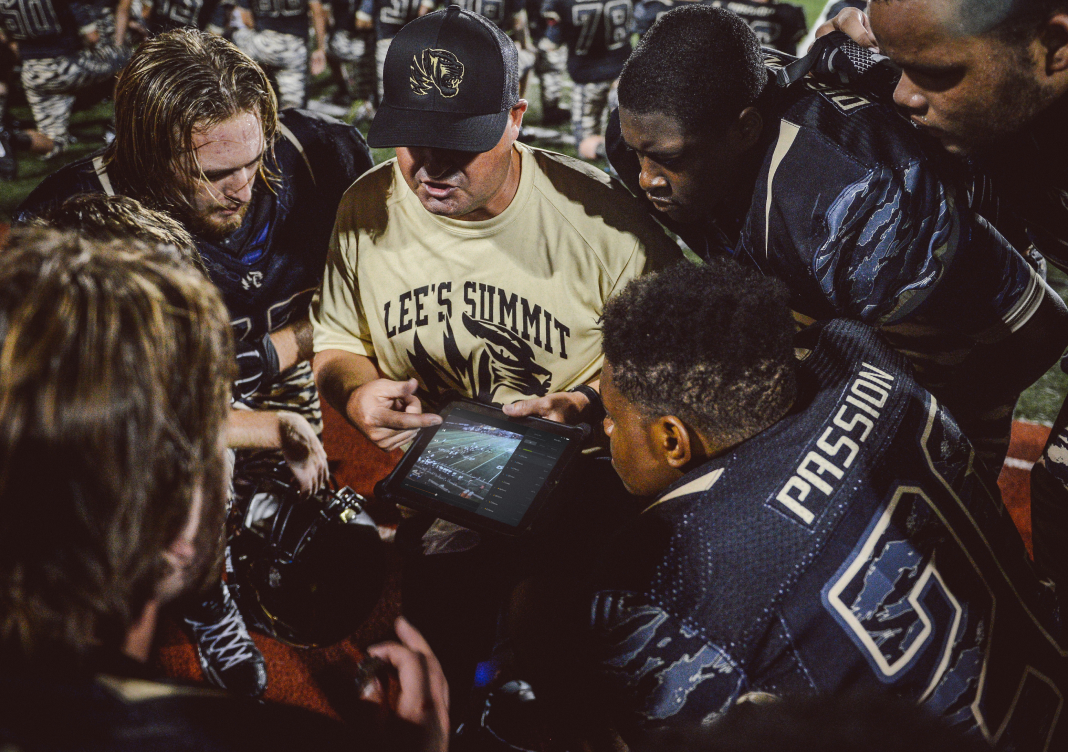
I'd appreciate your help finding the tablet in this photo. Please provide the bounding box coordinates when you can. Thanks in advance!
[375,399,587,536]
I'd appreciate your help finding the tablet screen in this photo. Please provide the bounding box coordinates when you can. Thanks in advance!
[398,406,572,528]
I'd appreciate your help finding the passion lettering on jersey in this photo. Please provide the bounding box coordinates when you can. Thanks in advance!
[382,281,572,358]
[772,362,894,526]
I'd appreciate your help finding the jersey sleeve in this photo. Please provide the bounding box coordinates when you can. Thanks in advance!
[761,148,1039,339]
[582,591,746,730]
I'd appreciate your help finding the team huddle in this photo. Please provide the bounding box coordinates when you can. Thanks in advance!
[1,0,1068,750]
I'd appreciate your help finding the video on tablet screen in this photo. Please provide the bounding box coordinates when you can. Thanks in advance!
[408,418,523,503]
[400,407,571,526]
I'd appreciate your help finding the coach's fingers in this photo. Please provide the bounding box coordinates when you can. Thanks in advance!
[375,408,441,432]
[503,397,545,418]
[379,430,418,452]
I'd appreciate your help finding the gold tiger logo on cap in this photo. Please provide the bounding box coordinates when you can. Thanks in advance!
[411,49,465,98]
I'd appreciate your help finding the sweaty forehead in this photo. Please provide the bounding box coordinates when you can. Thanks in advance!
[872,0,1013,38]
[189,112,265,171]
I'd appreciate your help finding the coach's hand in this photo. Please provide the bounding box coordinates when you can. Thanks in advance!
[815,7,879,51]
[504,391,589,424]
[348,377,442,451]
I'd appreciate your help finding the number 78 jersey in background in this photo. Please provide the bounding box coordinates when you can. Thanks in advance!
[541,0,631,84]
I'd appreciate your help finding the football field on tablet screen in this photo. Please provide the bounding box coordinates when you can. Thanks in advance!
[410,427,523,502]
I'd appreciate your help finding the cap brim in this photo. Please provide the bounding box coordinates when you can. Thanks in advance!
[367,104,510,152]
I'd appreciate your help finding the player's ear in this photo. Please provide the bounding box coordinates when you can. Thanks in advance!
[651,415,696,469]
[733,106,763,152]
[1040,14,1068,74]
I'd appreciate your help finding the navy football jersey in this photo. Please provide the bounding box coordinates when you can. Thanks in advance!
[542,0,631,84]
[577,320,1066,749]
[708,0,806,55]
[365,0,427,40]
[16,110,373,397]
[324,0,359,31]
[606,52,1042,464]
[144,0,230,32]
[238,0,315,38]
[631,0,706,37]
[0,0,95,58]
[448,0,525,31]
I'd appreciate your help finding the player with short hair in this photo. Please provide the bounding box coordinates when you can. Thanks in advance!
[0,228,449,752]
[15,28,373,698]
[531,258,1068,747]
[606,5,1068,474]
[814,0,1068,647]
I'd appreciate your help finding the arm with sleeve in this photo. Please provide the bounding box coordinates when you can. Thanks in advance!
[747,145,1068,466]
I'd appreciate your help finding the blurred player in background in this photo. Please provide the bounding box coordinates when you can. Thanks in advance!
[526,0,569,126]
[323,0,377,116]
[142,0,231,34]
[0,0,131,159]
[363,0,434,102]
[541,0,631,159]
[633,0,804,55]
[232,0,328,109]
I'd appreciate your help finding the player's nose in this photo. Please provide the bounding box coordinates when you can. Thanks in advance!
[637,156,666,194]
[226,166,256,204]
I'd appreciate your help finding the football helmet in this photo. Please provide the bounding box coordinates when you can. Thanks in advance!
[227,460,387,648]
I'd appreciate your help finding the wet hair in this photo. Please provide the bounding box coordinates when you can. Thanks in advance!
[30,193,205,274]
[601,259,796,445]
[617,5,767,136]
[0,228,234,666]
[105,28,278,220]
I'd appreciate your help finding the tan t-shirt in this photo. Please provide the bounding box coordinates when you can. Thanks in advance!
[312,143,682,407]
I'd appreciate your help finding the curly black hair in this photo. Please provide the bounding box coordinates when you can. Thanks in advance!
[617,5,767,136]
[601,259,796,445]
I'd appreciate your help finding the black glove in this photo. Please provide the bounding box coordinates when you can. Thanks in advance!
[775,31,900,100]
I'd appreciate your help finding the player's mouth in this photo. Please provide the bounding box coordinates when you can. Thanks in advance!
[646,195,675,211]
[422,181,458,199]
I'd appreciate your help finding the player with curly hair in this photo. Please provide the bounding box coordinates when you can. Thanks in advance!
[520,258,1068,748]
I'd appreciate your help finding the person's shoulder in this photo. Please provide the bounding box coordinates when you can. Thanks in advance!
[527,146,671,240]
[276,108,374,187]
[14,154,105,224]
[778,77,930,172]
[334,159,402,232]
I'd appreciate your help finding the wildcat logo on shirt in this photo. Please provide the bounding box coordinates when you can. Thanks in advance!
[383,282,569,404]
[411,49,464,98]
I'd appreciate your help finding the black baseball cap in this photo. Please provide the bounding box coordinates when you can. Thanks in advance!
[367,6,520,153]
